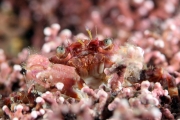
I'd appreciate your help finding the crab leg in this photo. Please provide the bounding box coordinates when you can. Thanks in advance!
[139,68,178,97]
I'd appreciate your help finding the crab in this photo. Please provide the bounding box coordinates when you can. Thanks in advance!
[49,35,114,89]
[25,30,115,98]
[25,30,179,98]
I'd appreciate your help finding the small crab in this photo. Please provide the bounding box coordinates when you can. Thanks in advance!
[25,30,115,98]
[49,29,114,89]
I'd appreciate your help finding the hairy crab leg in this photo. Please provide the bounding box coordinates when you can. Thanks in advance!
[139,68,179,97]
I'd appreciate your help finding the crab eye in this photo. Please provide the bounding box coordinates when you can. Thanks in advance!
[104,38,112,46]
[103,38,112,49]
[56,46,66,57]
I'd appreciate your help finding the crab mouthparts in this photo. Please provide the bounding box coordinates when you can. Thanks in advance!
[79,51,89,56]
[81,62,105,89]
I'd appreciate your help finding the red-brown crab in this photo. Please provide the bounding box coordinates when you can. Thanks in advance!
[49,36,114,89]
[25,30,115,98]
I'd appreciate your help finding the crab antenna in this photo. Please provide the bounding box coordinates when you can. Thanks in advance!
[95,25,98,38]
[67,39,71,46]
[78,39,85,47]
[66,37,71,46]
[85,26,92,40]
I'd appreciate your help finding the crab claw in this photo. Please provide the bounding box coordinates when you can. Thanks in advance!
[25,54,82,98]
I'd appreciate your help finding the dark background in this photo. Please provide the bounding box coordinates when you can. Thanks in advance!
[0,0,179,57]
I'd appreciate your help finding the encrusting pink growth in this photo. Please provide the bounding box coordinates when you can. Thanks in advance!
[107,80,163,120]
[105,64,126,91]
[109,98,135,120]
[96,89,108,119]
[1,1,180,119]
[42,23,72,53]
[41,91,59,107]
[161,107,174,119]
[55,82,64,90]
[81,86,98,98]
[0,49,6,63]
[167,52,180,72]
[2,104,34,120]
[152,82,169,98]
[31,109,46,119]
[144,51,167,67]
[35,96,45,110]
[2,12,180,118]
[25,54,81,98]
[108,98,122,111]
[0,53,24,96]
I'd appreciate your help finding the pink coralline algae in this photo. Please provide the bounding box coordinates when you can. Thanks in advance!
[1,1,180,119]
[0,23,180,119]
